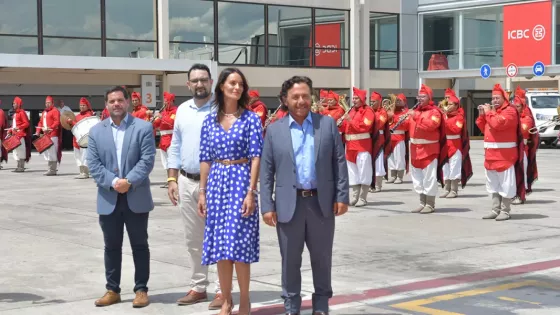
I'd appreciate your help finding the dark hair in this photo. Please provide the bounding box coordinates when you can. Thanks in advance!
[187,63,212,80]
[213,67,249,113]
[280,76,313,100]
[104,86,129,102]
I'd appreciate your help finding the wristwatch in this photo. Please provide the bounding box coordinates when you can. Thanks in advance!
[126,178,131,185]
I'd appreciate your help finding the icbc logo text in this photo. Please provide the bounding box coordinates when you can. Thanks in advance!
[314,43,338,56]
[507,25,546,41]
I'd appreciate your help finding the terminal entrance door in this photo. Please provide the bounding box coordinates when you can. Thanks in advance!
[465,90,491,138]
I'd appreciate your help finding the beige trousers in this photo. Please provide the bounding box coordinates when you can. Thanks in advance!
[178,174,220,293]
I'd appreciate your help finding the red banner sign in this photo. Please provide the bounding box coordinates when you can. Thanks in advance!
[503,1,551,67]
[311,23,342,67]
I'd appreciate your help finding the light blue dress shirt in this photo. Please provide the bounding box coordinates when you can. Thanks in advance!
[289,113,316,189]
[111,114,128,186]
[167,97,214,174]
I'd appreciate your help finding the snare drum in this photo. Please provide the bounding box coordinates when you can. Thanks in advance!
[32,135,54,154]
[2,135,22,153]
[72,116,101,148]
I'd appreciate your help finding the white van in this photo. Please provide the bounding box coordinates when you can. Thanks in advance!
[524,88,560,146]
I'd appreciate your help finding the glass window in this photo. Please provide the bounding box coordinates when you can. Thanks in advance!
[218,45,264,65]
[170,42,214,60]
[268,5,312,66]
[463,7,503,69]
[370,13,398,69]
[557,4,560,64]
[314,9,349,67]
[42,0,101,38]
[105,0,156,40]
[169,0,214,43]
[106,40,156,58]
[0,36,38,54]
[0,0,38,35]
[217,1,264,64]
[422,12,458,70]
[43,38,102,56]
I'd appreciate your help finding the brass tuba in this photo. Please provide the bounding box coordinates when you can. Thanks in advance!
[311,93,325,113]
[382,93,397,112]
[439,99,449,112]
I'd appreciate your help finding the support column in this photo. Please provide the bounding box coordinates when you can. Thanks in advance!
[458,11,464,70]
[350,0,361,91]
[157,0,170,59]
[361,0,370,91]
[552,0,557,64]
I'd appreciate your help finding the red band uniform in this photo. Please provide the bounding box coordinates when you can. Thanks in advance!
[152,92,178,171]
[66,97,94,179]
[247,90,268,128]
[0,107,7,168]
[512,86,538,205]
[387,93,409,183]
[7,97,32,172]
[322,91,345,122]
[101,107,110,120]
[440,90,473,198]
[36,95,62,176]
[476,84,525,221]
[408,84,448,214]
[369,91,391,192]
[339,87,375,207]
[131,92,152,122]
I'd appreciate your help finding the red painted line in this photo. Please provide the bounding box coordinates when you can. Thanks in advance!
[251,258,560,315]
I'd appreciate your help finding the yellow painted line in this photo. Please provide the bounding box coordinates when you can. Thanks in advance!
[390,280,559,315]
[498,296,541,305]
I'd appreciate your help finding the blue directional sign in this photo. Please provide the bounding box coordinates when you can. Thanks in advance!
[480,64,491,79]
[533,61,545,76]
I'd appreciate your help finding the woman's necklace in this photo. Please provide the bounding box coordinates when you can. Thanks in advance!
[221,108,241,118]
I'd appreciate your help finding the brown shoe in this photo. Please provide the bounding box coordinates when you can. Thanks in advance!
[177,290,208,306]
[208,293,224,310]
[94,290,121,307]
[132,290,149,308]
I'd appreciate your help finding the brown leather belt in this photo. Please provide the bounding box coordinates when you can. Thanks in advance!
[296,189,318,197]
[215,158,249,165]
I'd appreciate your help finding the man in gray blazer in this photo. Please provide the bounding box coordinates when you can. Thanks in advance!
[87,86,156,308]
[260,76,349,315]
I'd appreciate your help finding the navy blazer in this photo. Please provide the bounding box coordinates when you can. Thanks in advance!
[87,116,156,215]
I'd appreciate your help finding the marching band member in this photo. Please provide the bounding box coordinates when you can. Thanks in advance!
[386,93,409,184]
[0,107,7,169]
[476,84,525,221]
[35,96,61,176]
[152,92,178,188]
[247,90,268,127]
[320,89,329,109]
[323,90,346,122]
[440,93,473,198]
[369,91,390,192]
[408,84,448,214]
[65,97,94,179]
[444,88,455,102]
[8,97,31,172]
[131,92,152,121]
[101,107,110,120]
[512,86,538,205]
[339,87,375,206]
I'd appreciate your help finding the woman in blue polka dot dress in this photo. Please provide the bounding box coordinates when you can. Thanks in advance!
[198,68,263,315]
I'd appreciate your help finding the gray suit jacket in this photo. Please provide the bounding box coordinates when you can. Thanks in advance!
[259,112,349,223]
[87,116,156,215]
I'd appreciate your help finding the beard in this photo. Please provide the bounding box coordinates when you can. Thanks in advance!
[193,88,210,99]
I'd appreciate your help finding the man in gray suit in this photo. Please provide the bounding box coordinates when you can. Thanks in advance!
[87,86,156,308]
[260,76,349,315]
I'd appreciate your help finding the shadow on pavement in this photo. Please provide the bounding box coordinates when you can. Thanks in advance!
[0,293,65,305]
[436,208,471,213]
[525,199,557,204]
[134,290,281,306]
[531,188,556,193]
[510,213,549,220]
[457,194,487,198]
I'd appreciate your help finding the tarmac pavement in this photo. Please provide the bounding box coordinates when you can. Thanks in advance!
[1,140,560,315]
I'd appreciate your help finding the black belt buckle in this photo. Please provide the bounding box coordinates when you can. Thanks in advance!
[180,170,200,181]
[298,189,317,198]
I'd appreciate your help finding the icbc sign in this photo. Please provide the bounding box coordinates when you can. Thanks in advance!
[503,1,551,67]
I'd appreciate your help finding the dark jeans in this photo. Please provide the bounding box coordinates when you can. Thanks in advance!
[99,194,150,294]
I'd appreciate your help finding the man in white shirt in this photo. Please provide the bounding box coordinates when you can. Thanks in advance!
[166,64,223,310]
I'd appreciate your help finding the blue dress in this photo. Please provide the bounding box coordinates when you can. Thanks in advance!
[199,109,263,265]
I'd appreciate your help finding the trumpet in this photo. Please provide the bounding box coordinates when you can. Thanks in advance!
[264,103,282,129]
[528,116,560,134]
[336,94,352,127]
[311,95,325,113]
[390,101,420,132]
[439,99,449,112]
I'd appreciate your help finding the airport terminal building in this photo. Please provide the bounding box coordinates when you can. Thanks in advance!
[1,0,560,139]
